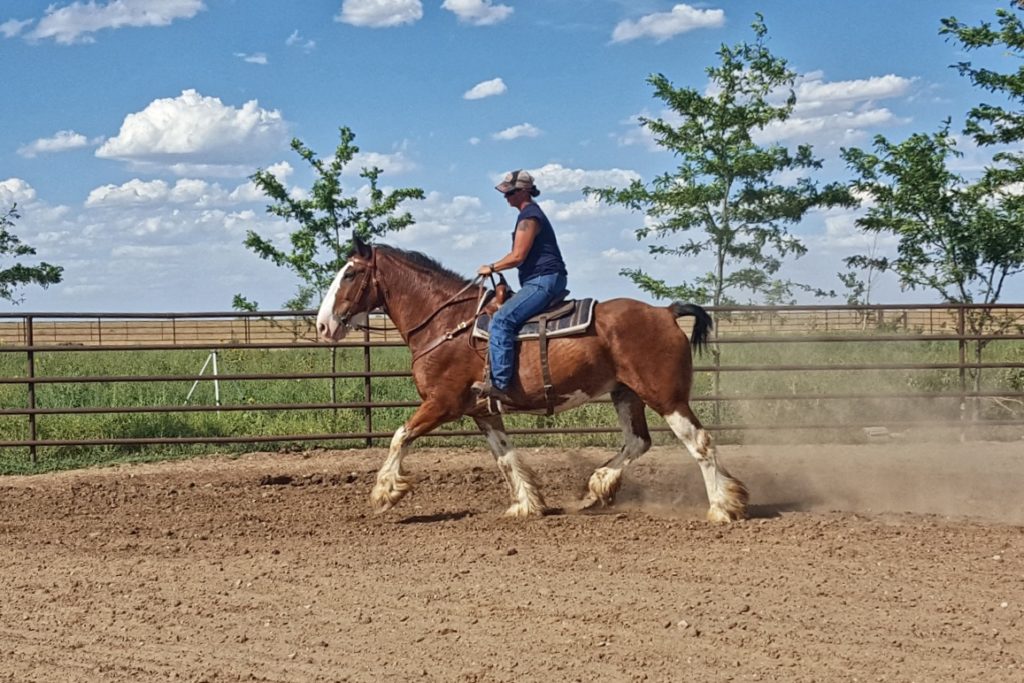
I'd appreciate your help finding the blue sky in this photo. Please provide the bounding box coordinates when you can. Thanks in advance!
[1,0,1018,312]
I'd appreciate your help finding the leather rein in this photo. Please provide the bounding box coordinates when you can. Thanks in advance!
[333,249,490,362]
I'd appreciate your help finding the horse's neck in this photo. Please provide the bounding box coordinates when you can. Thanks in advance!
[378,256,475,344]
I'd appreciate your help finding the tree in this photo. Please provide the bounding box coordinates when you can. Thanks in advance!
[586,14,853,308]
[838,236,887,329]
[841,122,1024,305]
[838,5,1024,416]
[841,122,1024,404]
[0,203,63,304]
[941,3,1024,151]
[237,127,424,310]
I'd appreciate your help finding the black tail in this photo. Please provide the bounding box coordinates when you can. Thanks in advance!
[668,302,713,355]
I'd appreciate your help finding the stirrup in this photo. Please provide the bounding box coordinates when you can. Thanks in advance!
[472,380,516,406]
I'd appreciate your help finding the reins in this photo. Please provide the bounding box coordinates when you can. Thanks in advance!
[334,248,494,361]
[404,276,487,338]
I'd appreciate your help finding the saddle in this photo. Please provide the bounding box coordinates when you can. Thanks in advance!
[473,290,598,416]
[471,296,597,341]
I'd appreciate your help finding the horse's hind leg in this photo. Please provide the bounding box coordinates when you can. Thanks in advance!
[664,405,748,523]
[580,385,652,509]
[474,415,546,517]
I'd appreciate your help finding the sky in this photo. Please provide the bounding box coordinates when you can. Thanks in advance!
[1,0,1020,313]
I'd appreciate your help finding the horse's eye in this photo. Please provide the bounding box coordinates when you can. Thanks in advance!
[342,270,356,280]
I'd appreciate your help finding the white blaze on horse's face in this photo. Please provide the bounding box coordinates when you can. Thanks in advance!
[316,263,352,342]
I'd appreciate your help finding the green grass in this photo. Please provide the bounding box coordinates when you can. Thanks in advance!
[1,334,1021,474]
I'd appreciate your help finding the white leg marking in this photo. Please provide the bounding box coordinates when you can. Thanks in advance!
[582,394,651,509]
[665,412,748,522]
[479,421,545,517]
[371,425,415,512]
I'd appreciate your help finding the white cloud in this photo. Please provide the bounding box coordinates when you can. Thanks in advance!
[24,0,205,45]
[0,178,39,206]
[795,73,913,114]
[544,195,616,222]
[85,172,297,208]
[442,0,512,26]
[611,3,724,44]
[286,29,315,51]
[229,161,294,203]
[816,211,898,252]
[86,179,171,206]
[756,108,903,145]
[1,18,33,38]
[336,0,422,28]
[17,130,95,158]
[619,70,915,152]
[754,72,913,146]
[234,52,268,65]
[492,122,541,140]
[463,77,507,100]
[383,192,493,261]
[528,163,641,193]
[350,150,417,175]
[95,89,288,173]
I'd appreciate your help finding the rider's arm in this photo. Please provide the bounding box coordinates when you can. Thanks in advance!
[478,219,539,275]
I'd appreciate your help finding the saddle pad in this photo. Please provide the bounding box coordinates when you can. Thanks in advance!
[473,298,597,341]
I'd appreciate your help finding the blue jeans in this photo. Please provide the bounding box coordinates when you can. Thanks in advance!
[489,272,568,391]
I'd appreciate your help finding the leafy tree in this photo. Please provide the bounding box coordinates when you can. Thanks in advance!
[586,14,853,308]
[237,127,424,310]
[841,122,1024,402]
[837,5,1024,418]
[841,122,1024,305]
[0,203,63,304]
[941,3,1024,151]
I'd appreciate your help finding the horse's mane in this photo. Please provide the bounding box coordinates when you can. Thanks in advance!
[376,244,470,288]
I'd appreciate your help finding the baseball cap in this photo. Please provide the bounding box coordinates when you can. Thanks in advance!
[495,169,539,194]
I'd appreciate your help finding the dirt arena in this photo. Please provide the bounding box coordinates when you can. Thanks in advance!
[1,442,1021,682]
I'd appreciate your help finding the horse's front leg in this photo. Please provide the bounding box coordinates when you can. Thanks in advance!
[473,415,547,517]
[371,401,452,513]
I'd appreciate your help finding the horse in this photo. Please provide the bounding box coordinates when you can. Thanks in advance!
[315,234,749,522]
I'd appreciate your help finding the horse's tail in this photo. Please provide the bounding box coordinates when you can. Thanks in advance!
[668,302,713,356]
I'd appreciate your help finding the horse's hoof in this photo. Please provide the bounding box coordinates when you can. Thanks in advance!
[584,467,621,508]
[370,474,414,513]
[504,502,544,517]
[706,505,746,524]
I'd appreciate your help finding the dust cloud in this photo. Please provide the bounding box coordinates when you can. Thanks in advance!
[609,440,1024,525]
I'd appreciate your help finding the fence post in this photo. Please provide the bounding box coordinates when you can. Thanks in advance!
[26,315,37,465]
[363,325,373,447]
[957,305,967,441]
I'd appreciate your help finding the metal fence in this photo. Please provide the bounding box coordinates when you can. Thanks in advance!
[2,304,1023,464]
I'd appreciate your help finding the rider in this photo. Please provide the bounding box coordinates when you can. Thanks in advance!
[473,170,568,405]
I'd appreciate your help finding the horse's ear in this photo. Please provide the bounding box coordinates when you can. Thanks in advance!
[352,232,372,259]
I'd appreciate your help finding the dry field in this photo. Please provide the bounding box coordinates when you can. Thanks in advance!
[1,441,1022,682]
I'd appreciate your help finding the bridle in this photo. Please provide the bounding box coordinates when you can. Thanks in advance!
[331,249,388,332]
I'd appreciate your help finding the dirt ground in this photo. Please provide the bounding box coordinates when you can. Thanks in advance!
[0,441,1021,683]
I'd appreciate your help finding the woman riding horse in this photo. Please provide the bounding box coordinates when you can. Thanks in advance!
[474,170,567,407]
[315,235,749,523]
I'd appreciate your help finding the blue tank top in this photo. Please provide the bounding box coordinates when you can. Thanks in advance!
[513,203,566,285]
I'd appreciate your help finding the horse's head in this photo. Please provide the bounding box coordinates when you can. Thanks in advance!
[316,234,381,342]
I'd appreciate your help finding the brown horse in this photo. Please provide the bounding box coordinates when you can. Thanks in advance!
[316,235,748,522]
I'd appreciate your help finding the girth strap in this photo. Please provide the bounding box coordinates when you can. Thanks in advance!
[537,314,556,416]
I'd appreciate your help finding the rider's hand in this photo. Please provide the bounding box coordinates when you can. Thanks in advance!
[477,264,495,276]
